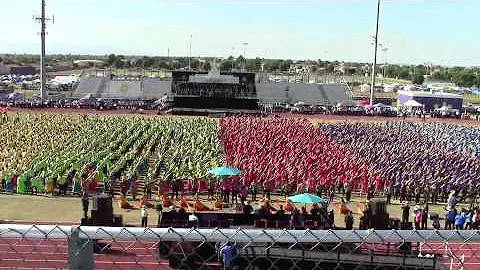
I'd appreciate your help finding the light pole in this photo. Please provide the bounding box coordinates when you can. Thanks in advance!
[231,46,235,70]
[382,46,388,79]
[242,42,248,71]
[34,0,52,101]
[370,0,381,106]
[323,51,328,83]
[188,35,192,70]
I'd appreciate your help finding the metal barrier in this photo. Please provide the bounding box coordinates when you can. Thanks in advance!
[0,224,478,270]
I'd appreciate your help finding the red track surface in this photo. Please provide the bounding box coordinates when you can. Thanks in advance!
[0,238,173,269]
[1,236,479,269]
[4,106,480,126]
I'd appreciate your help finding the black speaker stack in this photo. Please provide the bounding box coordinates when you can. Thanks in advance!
[369,199,390,229]
[90,194,114,226]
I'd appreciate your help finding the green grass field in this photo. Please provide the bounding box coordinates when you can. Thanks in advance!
[0,192,466,228]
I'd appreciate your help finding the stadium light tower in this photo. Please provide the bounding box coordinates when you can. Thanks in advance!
[370,0,381,106]
[381,46,388,78]
[231,46,235,70]
[34,0,53,101]
[242,42,248,71]
[188,35,192,70]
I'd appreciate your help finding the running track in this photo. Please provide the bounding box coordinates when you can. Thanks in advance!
[4,106,480,126]
[1,236,479,269]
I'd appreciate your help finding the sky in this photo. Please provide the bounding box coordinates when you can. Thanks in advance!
[0,0,479,66]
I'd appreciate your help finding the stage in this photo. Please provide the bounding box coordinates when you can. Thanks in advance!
[168,107,263,116]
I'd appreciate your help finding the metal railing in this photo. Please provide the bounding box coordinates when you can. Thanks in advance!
[0,224,477,270]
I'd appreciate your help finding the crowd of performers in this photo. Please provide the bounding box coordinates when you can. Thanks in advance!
[4,115,480,230]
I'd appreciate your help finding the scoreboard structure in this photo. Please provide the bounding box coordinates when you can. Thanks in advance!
[171,63,259,111]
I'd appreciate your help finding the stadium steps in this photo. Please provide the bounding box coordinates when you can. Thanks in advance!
[96,78,108,97]
[113,181,122,197]
[318,86,331,106]
[72,77,103,98]
[111,154,157,199]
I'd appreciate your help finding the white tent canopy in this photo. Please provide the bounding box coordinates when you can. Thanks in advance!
[403,99,423,107]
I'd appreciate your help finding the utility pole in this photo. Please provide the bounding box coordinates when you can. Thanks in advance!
[323,51,328,83]
[34,0,53,101]
[167,48,170,70]
[382,46,388,79]
[231,46,235,71]
[188,35,192,70]
[370,0,381,106]
[242,42,248,72]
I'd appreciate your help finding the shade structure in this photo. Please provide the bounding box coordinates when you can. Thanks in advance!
[288,193,328,204]
[208,166,241,177]
[403,99,423,107]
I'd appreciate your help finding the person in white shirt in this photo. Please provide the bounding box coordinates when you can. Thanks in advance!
[188,212,199,227]
[141,205,148,227]
[448,190,456,208]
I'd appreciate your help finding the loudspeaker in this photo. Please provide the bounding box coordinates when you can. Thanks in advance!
[90,194,113,226]
[401,221,413,230]
[369,199,387,215]
[113,214,123,227]
[92,194,113,212]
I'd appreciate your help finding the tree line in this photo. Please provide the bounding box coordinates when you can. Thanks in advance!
[2,53,480,87]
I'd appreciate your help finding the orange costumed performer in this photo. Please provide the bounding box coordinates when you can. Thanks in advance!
[162,194,173,208]
[193,196,209,211]
[140,195,154,208]
[118,195,134,209]
[214,195,222,210]
[180,195,189,209]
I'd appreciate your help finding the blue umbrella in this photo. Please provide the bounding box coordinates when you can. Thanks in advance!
[288,193,328,204]
[208,166,241,177]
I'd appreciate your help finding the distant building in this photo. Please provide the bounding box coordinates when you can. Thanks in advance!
[397,90,463,111]
[333,63,358,75]
[289,62,314,73]
[73,60,105,67]
[10,66,36,75]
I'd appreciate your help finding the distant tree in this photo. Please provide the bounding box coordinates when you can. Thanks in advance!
[411,73,425,84]
[113,56,124,69]
[134,58,143,68]
[236,55,245,66]
[106,54,117,66]
[326,64,335,73]
[220,60,234,70]
[398,69,410,80]
[279,60,290,72]
[454,71,477,87]
[142,57,154,68]
[263,60,279,72]
[204,62,211,71]
[190,59,200,69]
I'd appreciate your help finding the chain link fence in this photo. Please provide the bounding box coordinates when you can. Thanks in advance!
[0,224,478,270]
